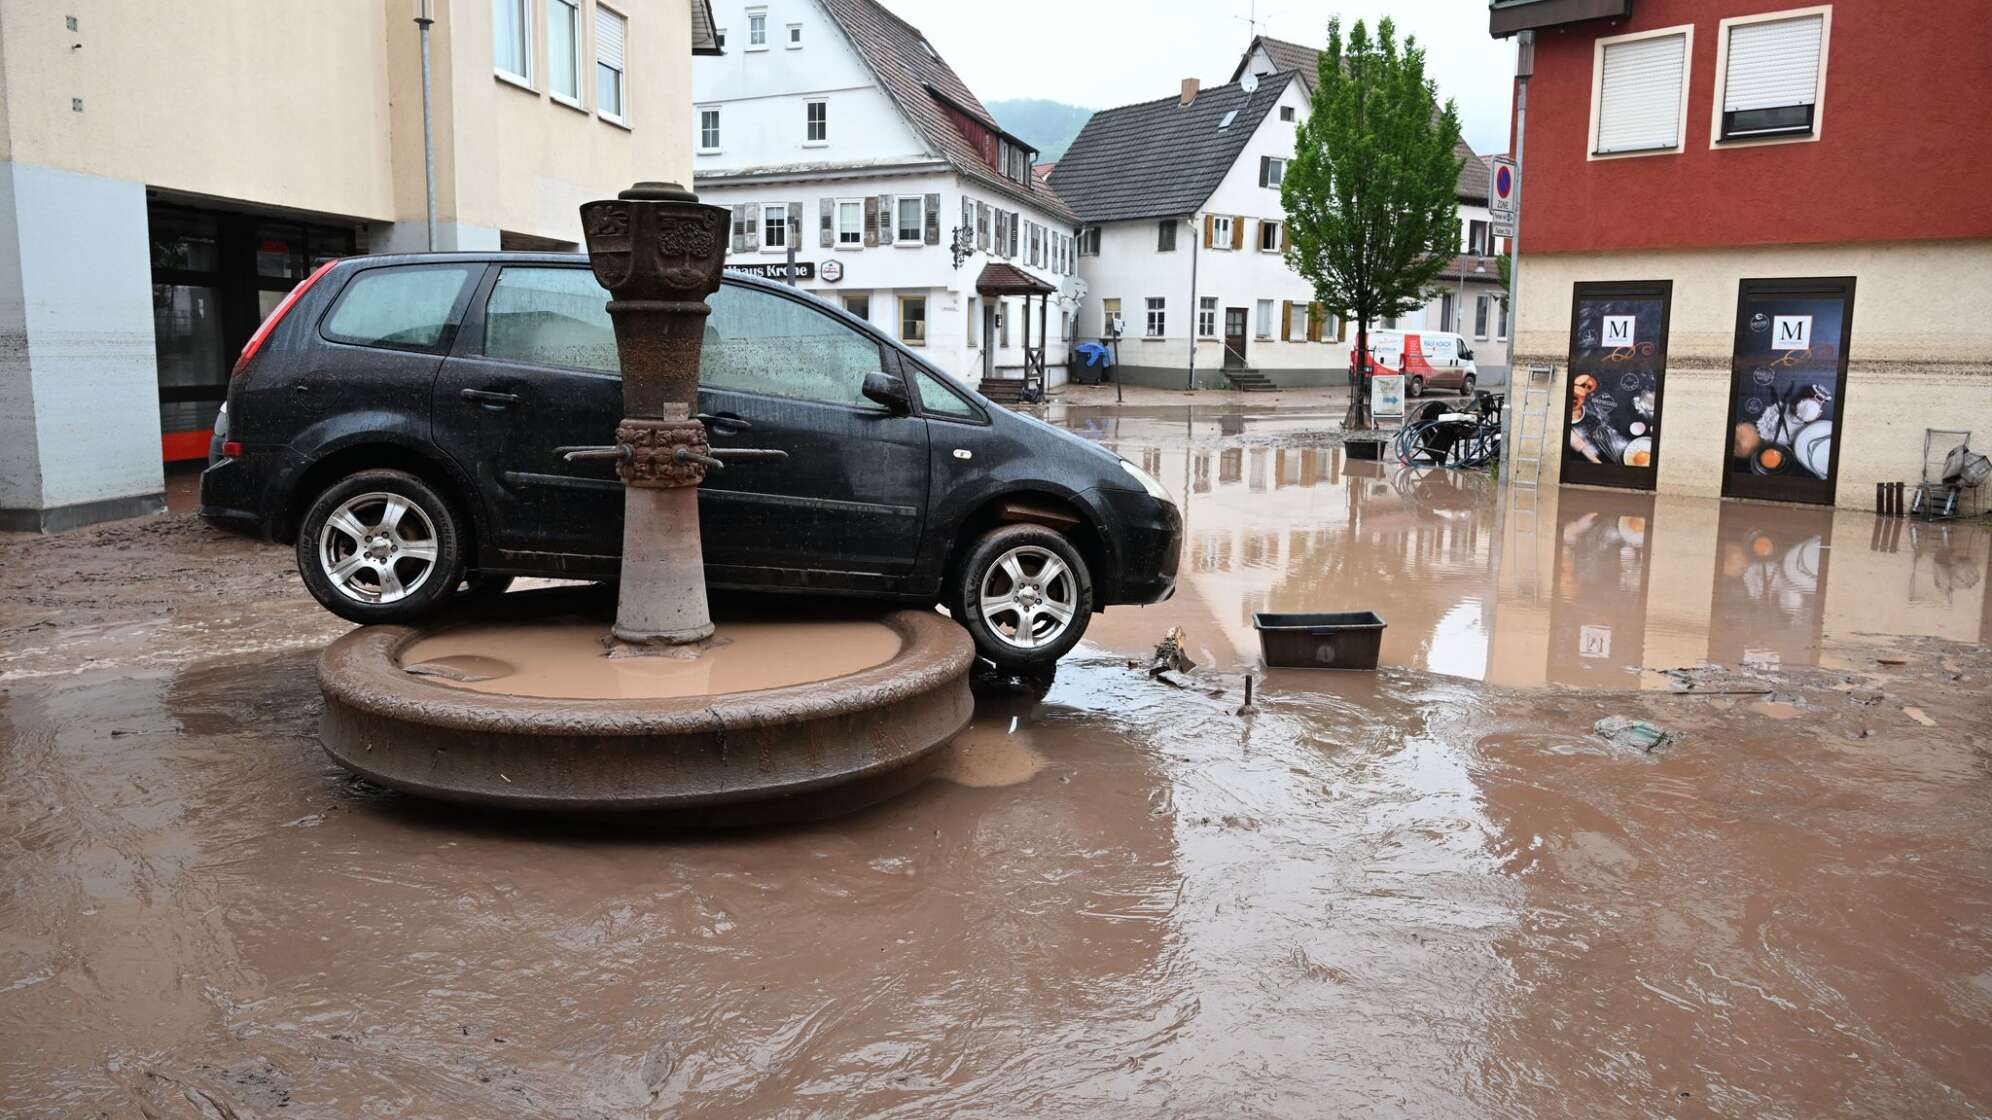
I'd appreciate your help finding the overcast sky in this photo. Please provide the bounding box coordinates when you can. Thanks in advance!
[876,0,1518,155]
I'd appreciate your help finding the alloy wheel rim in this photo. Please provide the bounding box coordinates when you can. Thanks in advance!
[978,545,1077,650]
[317,491,439,605]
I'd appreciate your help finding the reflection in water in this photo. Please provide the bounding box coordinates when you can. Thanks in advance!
[1062,404,1992,687]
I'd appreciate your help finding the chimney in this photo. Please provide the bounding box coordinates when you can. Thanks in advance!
[1180,78,1199,107]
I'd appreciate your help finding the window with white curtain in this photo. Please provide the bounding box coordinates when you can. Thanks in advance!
[1197,296,1217,338]
[1592,28,1690,155]
[493,0,531,85]
[1255,299,1273,339]
[1717,11,1826,141]
[547,0,581,102]
[596,5,628,122]
[836,199,864,245]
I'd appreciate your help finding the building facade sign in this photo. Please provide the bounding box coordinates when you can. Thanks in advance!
[1722,277,1856,505]
[1562,280,1672,490]
[728,261,815,280]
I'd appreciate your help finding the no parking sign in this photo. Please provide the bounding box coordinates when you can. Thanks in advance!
[1490,156,1517,238]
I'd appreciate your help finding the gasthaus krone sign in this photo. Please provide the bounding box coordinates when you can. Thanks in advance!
[1562,280,1672,490]
[1722,277,1856,505]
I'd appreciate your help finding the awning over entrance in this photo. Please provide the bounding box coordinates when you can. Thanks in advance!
[974,262,1055,297]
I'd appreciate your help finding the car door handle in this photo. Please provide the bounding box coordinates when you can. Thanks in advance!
[460,388,521,408]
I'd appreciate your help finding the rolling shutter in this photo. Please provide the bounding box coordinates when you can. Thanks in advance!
[1594,33,1687,154]
[1723,15,1823,113]
[595,6,626,71]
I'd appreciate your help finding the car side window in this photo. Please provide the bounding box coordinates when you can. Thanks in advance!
[321,264,476,350]
[484,267,618,373]
[703,283,884,409]
[915,368,980,420]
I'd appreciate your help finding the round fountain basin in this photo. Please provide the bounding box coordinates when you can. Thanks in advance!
[318,602,974,813]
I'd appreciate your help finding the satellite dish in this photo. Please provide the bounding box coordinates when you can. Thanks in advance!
[1061,276,1088,303]
[1241,71,1260,93]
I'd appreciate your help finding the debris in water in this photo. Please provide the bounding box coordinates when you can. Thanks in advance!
[1594,716,1673,753]
[1149,626,1196,678]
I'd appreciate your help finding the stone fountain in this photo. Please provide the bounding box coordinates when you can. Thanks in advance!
[315,183,974,812]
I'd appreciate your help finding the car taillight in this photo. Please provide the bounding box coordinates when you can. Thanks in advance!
[232,258,338,377]
[222,441,243,459]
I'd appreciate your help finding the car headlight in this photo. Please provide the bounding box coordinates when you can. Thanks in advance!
[1119,458,1172,503]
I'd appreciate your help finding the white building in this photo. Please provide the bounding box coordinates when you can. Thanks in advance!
[691,0,1078,396]
[1232,36,1510,381]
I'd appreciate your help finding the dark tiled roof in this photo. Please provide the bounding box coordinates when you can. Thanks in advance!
[816,0,1077,223]
[1049,72,1300,225]
[974,262,1056,295]
[1230,36,1491,204]
[1232,35,1323,84]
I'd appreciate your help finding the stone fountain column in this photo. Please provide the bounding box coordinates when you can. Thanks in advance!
[578,182,731,650]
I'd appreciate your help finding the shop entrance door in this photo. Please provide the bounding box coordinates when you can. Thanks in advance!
[148,202,357,461]
[1721,277,1856,505]
[1561,280,1672,490]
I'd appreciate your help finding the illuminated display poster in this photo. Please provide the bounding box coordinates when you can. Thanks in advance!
[1722,278,1856,505]
[1562,280,1672,490]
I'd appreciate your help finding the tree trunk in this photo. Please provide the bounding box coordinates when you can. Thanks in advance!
[1346,320,1373,431]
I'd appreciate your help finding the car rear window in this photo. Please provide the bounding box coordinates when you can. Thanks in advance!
[484,267,617,372]
[322,264,476,350]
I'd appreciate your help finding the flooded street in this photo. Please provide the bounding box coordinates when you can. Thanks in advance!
[4,405,1991,1117]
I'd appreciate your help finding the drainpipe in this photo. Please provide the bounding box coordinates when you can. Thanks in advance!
[415,0,437,252]
[1185,215,1201,391]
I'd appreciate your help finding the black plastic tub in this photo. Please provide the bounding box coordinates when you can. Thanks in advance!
[1343,439,1385,461]
[1253,611,1387,670]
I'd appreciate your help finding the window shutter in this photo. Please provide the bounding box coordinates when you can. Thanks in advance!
[730,204,746,253]
[595,5,626,71]
[1203,214,1215,248]
[977,202,989,250]
[1724,15,1823,112]
[1306,302,1323,342]
[962,196,972,236]
[924,193,940,244]
[1231,217,1245,250]
[1280,300,1292,342]
[743,202,760,251]
[863,196,879,247]
[820,198,833,247]
[1258,156,1271,187]
[876,194,892,244]
[1279,221,1289,251]
[1595,33,1687,153]
[1008,212,1018,257]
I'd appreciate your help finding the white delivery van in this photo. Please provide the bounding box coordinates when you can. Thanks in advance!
[1362,330,1479,397]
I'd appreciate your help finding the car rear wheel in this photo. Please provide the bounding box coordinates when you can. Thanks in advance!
[1461,373,1476,398]
[951,524,1093,672]
[297,470,465,624]
[1407,375,1425,398]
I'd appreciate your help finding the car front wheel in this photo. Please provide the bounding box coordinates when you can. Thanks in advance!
[1407,375,1425,398]
[1461,373,1477,398]
[297,469,465,624]
[951,524,1093,671]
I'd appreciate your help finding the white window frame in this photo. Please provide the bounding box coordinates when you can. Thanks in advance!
[900,295,927,346]
[1197,296,1218,339]
[1255,299,1274,339]
[1265,157,1286,187]
[762,202,789,252]
[1474,295,1491,340]
[1498,297,1509,341]
[493,0,533,89]
[893,195,923,246]
[1211,215,1233,249]
[1587,23,1694,161]
[546,0,583,107]
[1144,297,1166,339]
[1258,220,1281,253]
[966,296,979,346]
[786,21,803,48]
[1708,6,1832,149]
[746,7,769,49]
[835,198,864,248]
[595,4,629,127]
[696,105,722,154]
[804,99,828,146]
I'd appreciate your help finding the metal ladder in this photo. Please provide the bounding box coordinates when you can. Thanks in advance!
[1504,365,1557,599]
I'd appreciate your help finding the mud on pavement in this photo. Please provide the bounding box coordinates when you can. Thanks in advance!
[4,427,1992,1117]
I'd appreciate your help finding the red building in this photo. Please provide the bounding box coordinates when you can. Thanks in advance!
[1491,0,1992,509]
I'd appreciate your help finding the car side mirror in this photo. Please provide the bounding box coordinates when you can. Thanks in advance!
[862,370,911,414]
[1460,348,1474,361]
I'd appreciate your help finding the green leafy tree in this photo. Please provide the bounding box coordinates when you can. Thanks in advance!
[1281,17,1466,430]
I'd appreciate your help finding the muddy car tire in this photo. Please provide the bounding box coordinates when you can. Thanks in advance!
[1407,375,1425,398]
[297,470,466,625]
[951,524,1093,672]
[1460,374,1476,398]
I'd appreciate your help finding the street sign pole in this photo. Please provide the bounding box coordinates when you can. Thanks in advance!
[1500,33,1532,480]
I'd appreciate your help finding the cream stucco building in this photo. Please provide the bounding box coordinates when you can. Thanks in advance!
[0,0,717,531]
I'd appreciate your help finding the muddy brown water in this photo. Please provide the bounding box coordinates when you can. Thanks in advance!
[399,618,902,699]
[3,405,1991,1117]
